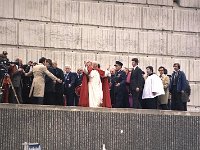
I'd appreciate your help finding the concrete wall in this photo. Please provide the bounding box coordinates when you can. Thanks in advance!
[0,0,200,107]
[0,104,200,150]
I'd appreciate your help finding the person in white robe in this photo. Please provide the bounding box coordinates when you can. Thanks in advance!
[84,61,103,107]
[142,66,165,109]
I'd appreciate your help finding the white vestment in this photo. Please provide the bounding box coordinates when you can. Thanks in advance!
[142,74,165,99]
[84,67,103,107]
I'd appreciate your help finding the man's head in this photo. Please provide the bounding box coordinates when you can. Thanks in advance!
[110,68,115,75]
[77,68,83,74]
[39,57,46,65]
[2,51,8,56]
[132,58,139,67]
[173,63,180,71]
[65,65,71,73]
[46,59,52,67]
[15,58,23,65]
[114,61,123,71]
[92,61,98,69]
[52,61,57,68]
[146,66,153,75]
[158,66,165,75]
[28,61,33,66]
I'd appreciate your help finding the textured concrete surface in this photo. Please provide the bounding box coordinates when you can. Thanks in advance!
[0,104,200,150]
[0,0,199,108]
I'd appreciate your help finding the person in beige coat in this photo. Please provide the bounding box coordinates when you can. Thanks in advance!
[26,57,61,104]
[158,66,170,110]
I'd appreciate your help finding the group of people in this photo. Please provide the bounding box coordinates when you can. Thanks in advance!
[0,51,191,111]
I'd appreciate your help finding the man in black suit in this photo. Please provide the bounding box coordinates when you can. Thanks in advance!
[130,58,144,109]
[44,59,56,105]
[64,65,76,106]
[53,61,64,106]
[112,61,129,108]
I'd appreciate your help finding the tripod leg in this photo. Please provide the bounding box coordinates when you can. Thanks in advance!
[9,78,20,104]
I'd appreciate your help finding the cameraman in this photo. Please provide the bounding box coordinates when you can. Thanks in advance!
[0,51,9,80]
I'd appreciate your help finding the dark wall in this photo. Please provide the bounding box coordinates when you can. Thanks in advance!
[0,104,200,150]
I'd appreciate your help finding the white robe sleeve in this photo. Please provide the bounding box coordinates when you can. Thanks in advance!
[104,70,111,77]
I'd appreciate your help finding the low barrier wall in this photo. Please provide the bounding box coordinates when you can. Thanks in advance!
[0,104,199,150]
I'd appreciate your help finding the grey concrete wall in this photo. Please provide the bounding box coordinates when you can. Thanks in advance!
[0,0,200,107]
[0,104,200,150]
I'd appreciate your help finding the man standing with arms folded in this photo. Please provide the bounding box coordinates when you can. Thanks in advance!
[130,58,144,109]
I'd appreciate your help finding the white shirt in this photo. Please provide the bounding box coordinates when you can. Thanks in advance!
[142,74,165,99]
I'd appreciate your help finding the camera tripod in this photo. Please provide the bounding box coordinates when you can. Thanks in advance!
[0,73,20,104]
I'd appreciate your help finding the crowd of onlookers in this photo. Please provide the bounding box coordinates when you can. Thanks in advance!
[0,51,191,111]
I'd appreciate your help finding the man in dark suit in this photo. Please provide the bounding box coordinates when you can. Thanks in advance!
[22,61,33,104]
[112,61,129,108]
[53,61,64,106]
[169,63,187,111]
[130,58,144,109]
[64,65,76,106]
[44,59,56,105]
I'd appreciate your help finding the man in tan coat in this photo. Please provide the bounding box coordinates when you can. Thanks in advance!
[158,66,170,110]
[26,57,62,104]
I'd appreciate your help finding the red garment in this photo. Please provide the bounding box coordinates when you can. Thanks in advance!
[97,69,112,108]
[78,66,92,107]
[79,67,112,108]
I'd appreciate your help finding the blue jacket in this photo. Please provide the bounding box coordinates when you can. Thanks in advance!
[169,70,187,92]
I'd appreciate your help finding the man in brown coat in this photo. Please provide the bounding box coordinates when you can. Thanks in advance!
[158,66,170,110]
[26,57,61,104]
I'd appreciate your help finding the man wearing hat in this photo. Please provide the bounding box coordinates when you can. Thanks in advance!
[111,61,129,108]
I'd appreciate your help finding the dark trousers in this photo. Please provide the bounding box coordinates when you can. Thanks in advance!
[32,97,43,105]
[160,104,168,110]
[44,92,55,105]
[75,95,79,106]
[171,86,184,111]
[9,86,23,104]
[55,92,64,106]
[142,98,157,109]
[65,92,75,106]
[131,91,142,109]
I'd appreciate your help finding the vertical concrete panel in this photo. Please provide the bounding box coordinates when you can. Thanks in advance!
[45,24,81,49]
[26,49,43,63]
[0,0,13,18]
[143,7,173,30]
[51,0,79,23]
[79,2,114,26]
[190,59,200,82]
[137,56,157,72]
[189,84,200,106]
[82,27,115,51]
[14,0,51,21]
[0,20,17,45]
[116,29,139,53]
[19,21,45,47]
[173,9,200,32]
[115,4,141,29]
